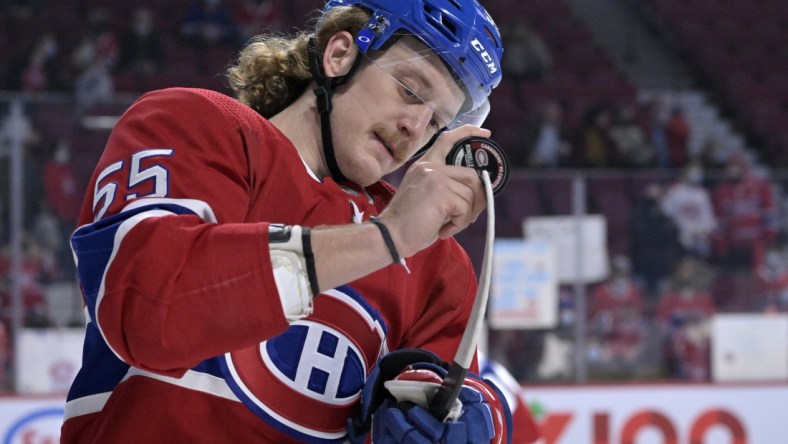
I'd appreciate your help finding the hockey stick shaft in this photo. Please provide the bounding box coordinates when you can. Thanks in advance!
[428,170,495,420]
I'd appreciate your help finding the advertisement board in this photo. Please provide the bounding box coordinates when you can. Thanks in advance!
[0,397,64,444]
[524,215,609,284]
[14,329,84,394]
[490,239,559,329]
[525,384,788,443]
[711,314,788,382]
[1,384,786,443]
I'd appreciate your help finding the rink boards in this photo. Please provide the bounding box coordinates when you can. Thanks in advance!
[2,383,786,443]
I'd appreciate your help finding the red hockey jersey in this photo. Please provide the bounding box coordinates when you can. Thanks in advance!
[62,88,491,443]
[712,175,778,250]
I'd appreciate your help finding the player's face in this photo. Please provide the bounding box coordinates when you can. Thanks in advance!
[329,37,466,186]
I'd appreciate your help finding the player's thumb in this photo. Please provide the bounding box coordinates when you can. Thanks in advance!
[420,125,492,165]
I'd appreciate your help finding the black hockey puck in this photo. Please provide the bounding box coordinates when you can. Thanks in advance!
[445,137,509,195]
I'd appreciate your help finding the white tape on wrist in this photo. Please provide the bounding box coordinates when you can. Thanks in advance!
[268,224,314,322]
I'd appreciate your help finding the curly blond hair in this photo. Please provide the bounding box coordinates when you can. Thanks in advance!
[226,6,370,118]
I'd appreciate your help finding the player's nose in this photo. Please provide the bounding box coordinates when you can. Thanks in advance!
[397,103,433,145]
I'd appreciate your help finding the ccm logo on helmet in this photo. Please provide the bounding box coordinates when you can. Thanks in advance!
[470,38,498,75]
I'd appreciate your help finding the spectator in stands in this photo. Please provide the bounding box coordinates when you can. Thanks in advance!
[657,256,715,325]
[117,7,165,86]
[587,255,647,376]
[20,33,62,92]
[516,99,571,168]
[0,235,56,328]
[32,201,64,278]
[609,103,653,168]
[662,313,711,381]
[233,0,286,43]
[574,103,620,168]
[71,8,118,75]
[75,56,115,112]
[42,138,81,230]
[500,22,552,81]
[697,135,728,181]
[630,183,683,295]
[660,160,717,258]
[71,8,117,112]
[711,152,778,272]
[34,139,83,278]
[656,256,715,381]
[590,256,645,322]
[754,237,788,312]
[665,105,691,167]
[647,95,671,168]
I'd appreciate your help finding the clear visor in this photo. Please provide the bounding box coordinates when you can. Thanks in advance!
[361,36,491,132]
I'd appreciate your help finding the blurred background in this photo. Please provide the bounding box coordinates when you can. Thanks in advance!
[1,0,787,441]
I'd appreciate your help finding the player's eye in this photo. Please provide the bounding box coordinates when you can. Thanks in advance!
[400,83,421,102]
[396,79,447,131]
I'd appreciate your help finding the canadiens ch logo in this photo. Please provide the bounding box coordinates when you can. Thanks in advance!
[475,148,490,167]
[221,286,387,442]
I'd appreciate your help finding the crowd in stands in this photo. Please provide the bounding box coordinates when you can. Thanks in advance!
[643,0,788,168]
[0,0,707,171]
[485,144,786,383]
[1,0,788,390]
[1,0,298,100]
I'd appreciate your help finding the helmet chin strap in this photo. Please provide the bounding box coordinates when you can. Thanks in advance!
[308,37,364,183]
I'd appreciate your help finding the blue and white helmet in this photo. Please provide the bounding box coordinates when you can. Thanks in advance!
[323,0,504,128]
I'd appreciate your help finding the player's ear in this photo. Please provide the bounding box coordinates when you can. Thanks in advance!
[323,31,358,77]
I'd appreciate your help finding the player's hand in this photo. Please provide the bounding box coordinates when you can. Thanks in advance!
[378,125,490,258]
[346,349,511,444]
[373,363,499,443]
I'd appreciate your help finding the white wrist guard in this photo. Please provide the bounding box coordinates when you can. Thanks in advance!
[269,224,317,322]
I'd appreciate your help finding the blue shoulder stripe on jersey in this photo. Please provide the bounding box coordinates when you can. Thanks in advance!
[66,322,131,401]
[67,202,212,403]
[67,335,231,402]
[71,202,203,324]
[193,356,227,379]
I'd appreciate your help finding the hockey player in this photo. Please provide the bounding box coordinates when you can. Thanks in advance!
[62,0,522,442]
